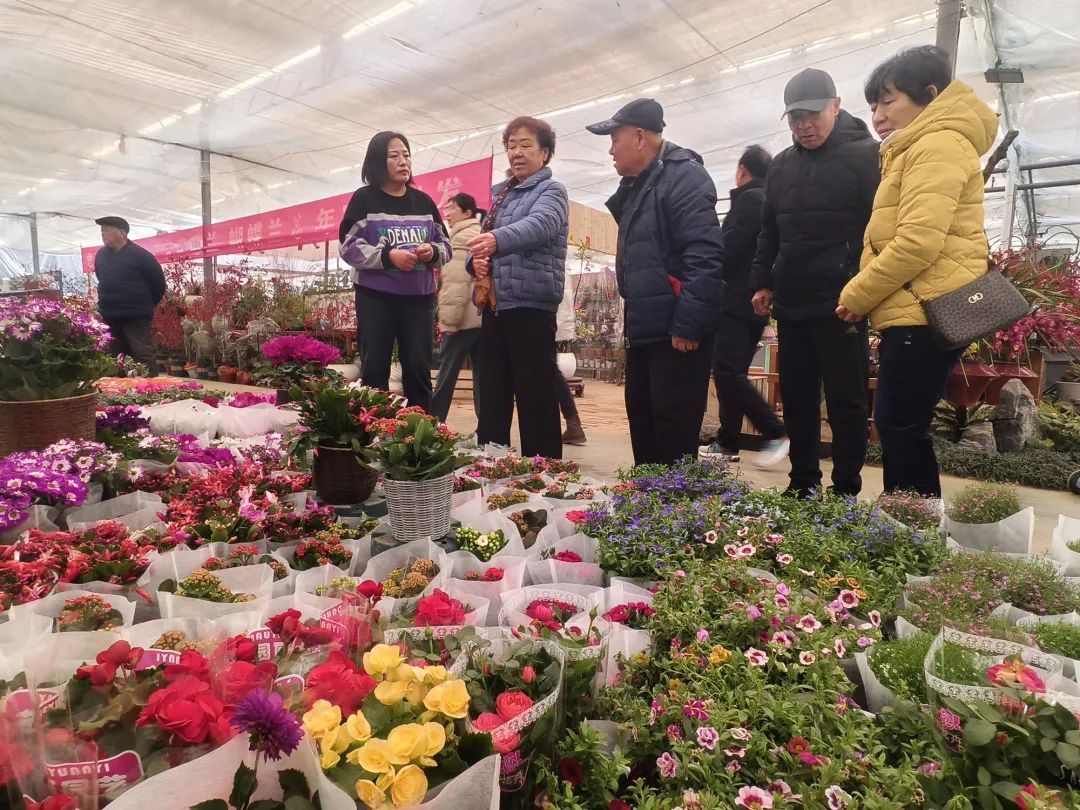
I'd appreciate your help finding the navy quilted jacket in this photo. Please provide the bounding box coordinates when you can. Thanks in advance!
[483,167,569,313]
[605,142,725,345]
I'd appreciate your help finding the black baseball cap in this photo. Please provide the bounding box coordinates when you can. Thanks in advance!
[782,68,837,117]
[95,216,130,232]
[586,98,666,135]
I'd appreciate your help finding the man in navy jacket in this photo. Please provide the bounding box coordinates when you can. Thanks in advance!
[588,99,725,465]
[93,216,166,375]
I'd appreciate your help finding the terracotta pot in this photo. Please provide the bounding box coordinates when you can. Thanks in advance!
[944,360,998,408]
[983,362,1038,404]
[237,371,253,386]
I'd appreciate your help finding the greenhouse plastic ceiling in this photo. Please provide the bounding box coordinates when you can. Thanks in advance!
[0,0,1078,256]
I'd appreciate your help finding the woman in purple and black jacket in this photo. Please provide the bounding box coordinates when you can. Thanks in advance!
[338,131,452,412]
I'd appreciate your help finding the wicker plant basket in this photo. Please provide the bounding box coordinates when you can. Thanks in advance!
[312,446,380,505]
[382,471,454,543]
[0,392,98,456]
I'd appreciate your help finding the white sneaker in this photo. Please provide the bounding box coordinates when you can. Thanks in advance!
[753,438,790,470]
[698,443,740,462]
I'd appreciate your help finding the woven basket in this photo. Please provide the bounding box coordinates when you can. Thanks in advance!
[382,471,454,543]
[312,447,380,505]
[0,392,97,456]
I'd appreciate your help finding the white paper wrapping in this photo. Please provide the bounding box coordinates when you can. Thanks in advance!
[158,565,274,620]
[945,507,1035,555]
[445,552,528,625]
[142,399,222,437]
[0,504,61,543]
[361,538,450,617]
[453,511,528,560]
[10,588,136,635]
[216,403,299,438]
[64,491,163,532]
[1049,515,1080,576]
[497,584,604,629]
[855,649,900,712]
[293,563,354,598]
[526,533,604,587]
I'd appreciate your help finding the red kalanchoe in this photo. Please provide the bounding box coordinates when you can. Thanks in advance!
[414,589,467,627]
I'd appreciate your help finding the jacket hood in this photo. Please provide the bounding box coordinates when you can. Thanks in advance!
[884,80,998,158]
[820,110,874,149]
[660,141,705,165]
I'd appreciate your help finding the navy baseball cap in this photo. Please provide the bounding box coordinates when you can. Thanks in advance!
[586,98,666,134]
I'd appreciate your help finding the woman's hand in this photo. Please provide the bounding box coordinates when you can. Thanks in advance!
[467,232,498,259]
[414,243,435,262]
[389,248,418,271]
[835,304,864,324]
[473,256,491,279]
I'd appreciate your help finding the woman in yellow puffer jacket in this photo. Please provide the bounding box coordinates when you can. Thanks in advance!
[836,45,998,497]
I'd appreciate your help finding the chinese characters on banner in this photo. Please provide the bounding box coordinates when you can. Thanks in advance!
[82,156,494,272]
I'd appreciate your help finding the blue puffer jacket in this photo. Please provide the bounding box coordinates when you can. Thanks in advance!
[606,142,725,345]
[484,167,569,313]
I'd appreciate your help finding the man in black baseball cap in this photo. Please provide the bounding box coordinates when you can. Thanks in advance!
[93,216,166,375]
[747,67,880,498]
[587,98,725,466]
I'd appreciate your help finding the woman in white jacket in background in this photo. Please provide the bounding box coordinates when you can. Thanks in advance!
[432,193,483,424]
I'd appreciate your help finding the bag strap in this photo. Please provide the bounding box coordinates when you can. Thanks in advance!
[902,281,928,305]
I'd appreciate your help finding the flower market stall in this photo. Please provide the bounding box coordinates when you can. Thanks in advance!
[5,297,1080,810]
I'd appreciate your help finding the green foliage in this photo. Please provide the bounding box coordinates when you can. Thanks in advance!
[532,722,630,809]
[933,400,994,443]
[290,383,404,453]
[869,634,982,702]
[369,411,457,481]
[0,328,116,400]
[1038,400,1080,455]
[1032,622,1080,660]
[947,482,1023,525]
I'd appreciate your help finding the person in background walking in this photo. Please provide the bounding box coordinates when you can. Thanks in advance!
[587,98,725,466]
[555,278,587,445]
[467,116,568,458]
[838,46,997,497]
[93,216,166,376]
[338,131,451,412]
[749,69,880,498]
[699,146,788,467]
[432,192,484,424]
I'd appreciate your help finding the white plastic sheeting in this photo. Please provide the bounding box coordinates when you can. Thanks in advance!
[0,0,1076,255]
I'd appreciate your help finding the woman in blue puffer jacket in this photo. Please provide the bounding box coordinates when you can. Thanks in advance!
[467,116,569,458]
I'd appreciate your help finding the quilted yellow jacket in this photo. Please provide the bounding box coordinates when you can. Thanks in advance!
[839,80,998,330]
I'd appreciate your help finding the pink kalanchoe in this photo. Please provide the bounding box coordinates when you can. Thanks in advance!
[734,786,774,809]
[656,752,679,779]
[696,726,720,750]
[744,647,769,666]
[796,615,822,633]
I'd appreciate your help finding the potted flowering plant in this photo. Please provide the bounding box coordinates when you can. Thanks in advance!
[0,297,115,455]
[369,411,460,543]
[253,335,342,403]
[291,384,406,505]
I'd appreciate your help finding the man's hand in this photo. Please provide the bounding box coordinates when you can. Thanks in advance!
[835,304,864,324]
[414,243,435,262]
[473,256,491,278]
[751,289,773,317]
[389,249,418,271]
[672,336,700,353]
[467,233,498,259]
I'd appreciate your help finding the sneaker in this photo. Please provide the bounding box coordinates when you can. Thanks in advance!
[698,443,740,462]
[753,438,790,470]
[562,423,587,446]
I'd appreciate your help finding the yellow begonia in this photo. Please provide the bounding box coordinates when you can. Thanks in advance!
[302,699,342,740]
[391,764,428,807]
[355,779,386,809]
[364,644,405,678]
[344,711,373,744]
[419,665,448,685]
[353,738,409,774]
[422,722,446,757]
[375,680,410,706]
[422,678,470,719]
[320,735,343,770]
[387,724,429,762]
[377,770,396,793]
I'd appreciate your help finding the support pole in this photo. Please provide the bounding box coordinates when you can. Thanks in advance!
[935,0,963,78]
[28,212,40,275]
[200,149,214,286]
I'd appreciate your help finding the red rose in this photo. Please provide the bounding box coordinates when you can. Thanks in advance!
[303,651,376,715]
[522,665,536,685]
[559,757,584,788]
[136,678,229,745]
[164,650,210,683]
[217,660,277,703]
[96,640,143,670]
[526,601,555,622]
[357,580,383,600]
[495,691,534,722]
[415,589,467,627]
[221,635,258,663]
[471,712,504,732]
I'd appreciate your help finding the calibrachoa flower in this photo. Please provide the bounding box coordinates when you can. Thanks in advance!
[776,553,793,565]
[724,747,746,758]
[787,737,810,755]
[683,699,708,721]
[230,689,304,760]
[797,615,822,633]
[735,786,774,809]
[799,651,816,665]
[696,726,719,750]
[731,727,751,741]
[825,785,852,809]
[744,647,768,666]
[657,751,679,778]
[667,723,682,741]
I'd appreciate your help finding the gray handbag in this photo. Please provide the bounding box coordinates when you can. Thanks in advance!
[903,264,1030,351]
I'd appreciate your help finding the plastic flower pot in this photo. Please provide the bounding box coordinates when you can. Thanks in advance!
[983,362,1038,404]
[312,446,380,505]
[944,360,998,408]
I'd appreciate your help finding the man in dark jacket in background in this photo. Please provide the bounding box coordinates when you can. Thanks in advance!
[700,145,788,467]
[749,69,880,497]
[588,98,725,465]
[93,216,166,375]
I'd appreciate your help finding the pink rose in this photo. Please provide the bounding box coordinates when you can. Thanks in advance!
[472,712,504,732]
[495,690,534,722]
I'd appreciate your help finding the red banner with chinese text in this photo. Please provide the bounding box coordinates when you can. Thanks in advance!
[82,156,494,272]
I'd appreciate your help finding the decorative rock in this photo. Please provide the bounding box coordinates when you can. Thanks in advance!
[958,422,996,452]
[991,379,1037,452]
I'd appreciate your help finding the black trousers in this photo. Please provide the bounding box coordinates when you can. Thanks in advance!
[712,316,784,450]
[355,286,434,412]
[875,325,962,497]
[431,328,481,423]
[104,318,157,375]
[625,337,714,466]
[477,307,562,458]
[777,317,869,496]
[556,373,580,423]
